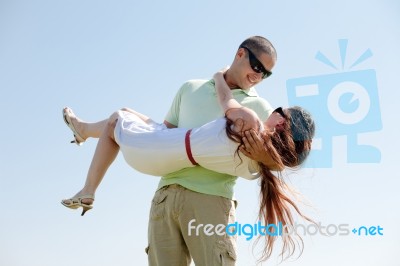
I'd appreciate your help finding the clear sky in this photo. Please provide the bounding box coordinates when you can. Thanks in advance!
[1,0,399,265]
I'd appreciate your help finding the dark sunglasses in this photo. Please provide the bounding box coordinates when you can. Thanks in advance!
[273,107,287,119]
[240,46,272,79]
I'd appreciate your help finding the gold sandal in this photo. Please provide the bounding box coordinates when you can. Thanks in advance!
[62,107,85,146]
[61,194,95,216]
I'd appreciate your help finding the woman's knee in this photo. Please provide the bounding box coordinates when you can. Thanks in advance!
[107,112,119,138]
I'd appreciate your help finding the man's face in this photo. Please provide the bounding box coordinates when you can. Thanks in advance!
[232,48,275,89]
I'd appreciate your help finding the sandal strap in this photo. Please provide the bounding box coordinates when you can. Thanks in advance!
[62,194,95,205]
[77,194,95,200]
[63,107,86,144]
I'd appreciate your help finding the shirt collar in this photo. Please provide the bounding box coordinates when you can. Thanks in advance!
[210,79,259,97]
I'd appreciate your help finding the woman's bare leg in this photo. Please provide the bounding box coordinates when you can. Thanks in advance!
[63,107,107,140]
[63,107,151,140]
[63,112,120,205]
[63,107,153,205]
[119,107,151,122]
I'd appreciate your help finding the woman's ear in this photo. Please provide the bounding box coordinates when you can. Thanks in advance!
[274,117,286,131]
[277,117,285,125]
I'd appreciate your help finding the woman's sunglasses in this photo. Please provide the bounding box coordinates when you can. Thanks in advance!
[240,46,272,79]
[273,107,287,119]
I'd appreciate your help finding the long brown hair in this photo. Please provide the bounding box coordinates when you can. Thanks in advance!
[225,106,315,262]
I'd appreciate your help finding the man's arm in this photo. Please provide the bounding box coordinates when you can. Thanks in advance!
[163,120,177,128]
[163,81,187,129]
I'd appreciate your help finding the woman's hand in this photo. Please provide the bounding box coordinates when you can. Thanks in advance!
[213,66,229,81]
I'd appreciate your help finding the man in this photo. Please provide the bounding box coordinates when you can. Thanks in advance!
[146,36,277,265]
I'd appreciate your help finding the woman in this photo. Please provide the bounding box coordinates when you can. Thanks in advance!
[62,70,315,260]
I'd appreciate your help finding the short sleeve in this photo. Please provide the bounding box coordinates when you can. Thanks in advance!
[164,82,187,126]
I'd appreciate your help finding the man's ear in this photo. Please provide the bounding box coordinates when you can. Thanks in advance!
[235,48,246,59]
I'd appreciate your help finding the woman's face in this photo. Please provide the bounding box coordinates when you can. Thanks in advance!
[264,108,287,131]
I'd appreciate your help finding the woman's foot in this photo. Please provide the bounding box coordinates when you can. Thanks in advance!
[61,192,95,216]
[62,107,87,145]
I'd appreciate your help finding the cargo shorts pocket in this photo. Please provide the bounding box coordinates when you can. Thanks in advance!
[149,189,168,220]
[217,197,236,222]
[215,239,237,265]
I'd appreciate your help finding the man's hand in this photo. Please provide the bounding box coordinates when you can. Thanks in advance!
[240,130,284,171]
[163,120,177,129]
[239,129,266,162]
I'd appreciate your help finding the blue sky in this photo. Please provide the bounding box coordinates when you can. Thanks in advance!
[1,1,399,265]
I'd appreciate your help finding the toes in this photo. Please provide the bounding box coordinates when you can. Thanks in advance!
[61,199,73,206]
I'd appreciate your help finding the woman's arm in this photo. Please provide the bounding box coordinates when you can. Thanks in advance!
[214,69,279,167]
[213,70,261,132]
[213,70,243,112]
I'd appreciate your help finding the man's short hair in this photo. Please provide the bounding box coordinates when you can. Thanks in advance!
[239,36,277,61]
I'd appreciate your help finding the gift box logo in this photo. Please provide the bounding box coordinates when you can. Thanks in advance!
[286,39,382,168]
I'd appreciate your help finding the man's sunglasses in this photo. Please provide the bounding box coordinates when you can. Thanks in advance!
[240,46,272,79]
[273,107,287,119]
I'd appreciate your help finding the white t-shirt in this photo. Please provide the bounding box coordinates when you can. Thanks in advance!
[114,110,260,180]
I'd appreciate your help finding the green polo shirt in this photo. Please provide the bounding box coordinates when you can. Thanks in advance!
[158,79,273,199]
